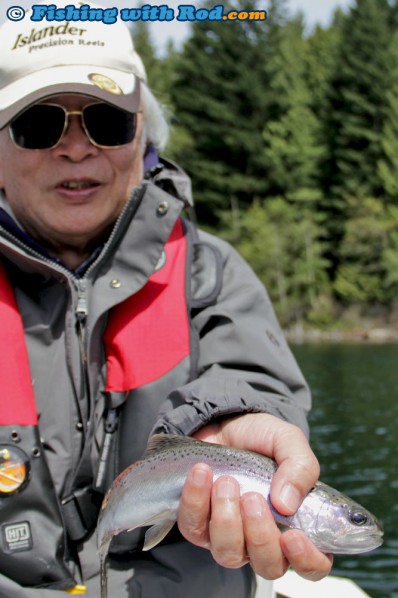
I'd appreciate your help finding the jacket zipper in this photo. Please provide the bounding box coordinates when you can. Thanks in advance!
[0,185,145,486]
[0,183,144,324]
[75,278,91,428]
[75,278,88,363]
[0,185,145,409]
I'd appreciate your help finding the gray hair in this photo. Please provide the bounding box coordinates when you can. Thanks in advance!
[140,83,169,152]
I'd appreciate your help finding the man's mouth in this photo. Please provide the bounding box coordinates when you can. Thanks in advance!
[61,181,99,190]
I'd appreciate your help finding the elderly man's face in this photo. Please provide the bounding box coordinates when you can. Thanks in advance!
[0,94,143,267]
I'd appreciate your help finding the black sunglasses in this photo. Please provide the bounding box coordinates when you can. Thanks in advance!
[9,102,139,150]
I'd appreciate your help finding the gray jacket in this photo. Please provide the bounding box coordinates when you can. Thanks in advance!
[0,162,311,597]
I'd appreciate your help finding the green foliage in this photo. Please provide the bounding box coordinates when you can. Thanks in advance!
[169,0,270,223]
[262,17,325,203]
[304,15,343,123]
[378,31,398,200]
[130,21,177,111]
[313,0,395,282]
[324,0,393,200]
[334,197,398,304]
[130,21,159,88]
[137,0,398,327]
[220,199,330,326]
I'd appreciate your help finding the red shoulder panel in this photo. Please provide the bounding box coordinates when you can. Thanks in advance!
[0,261,38,425]
[104,219,190,391]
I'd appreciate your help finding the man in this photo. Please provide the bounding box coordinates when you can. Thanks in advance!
[0,3,332,596]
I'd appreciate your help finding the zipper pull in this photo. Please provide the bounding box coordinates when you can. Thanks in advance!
[75,279,88,323]
[75,279,89,370]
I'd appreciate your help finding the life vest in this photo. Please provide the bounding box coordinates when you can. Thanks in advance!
[0,218,189,589]
[104,218,190,393]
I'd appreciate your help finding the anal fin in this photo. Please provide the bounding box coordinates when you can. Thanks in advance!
[143,519,176,551]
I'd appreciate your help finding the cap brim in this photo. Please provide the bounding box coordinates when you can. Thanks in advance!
[0,65,140,128]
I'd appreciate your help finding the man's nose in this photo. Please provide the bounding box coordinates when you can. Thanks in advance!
[53,113,99,160]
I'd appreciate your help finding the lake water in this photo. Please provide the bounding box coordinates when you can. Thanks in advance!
[292,343,398,598]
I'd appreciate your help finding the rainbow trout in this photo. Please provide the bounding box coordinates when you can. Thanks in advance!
[97,434,383,597]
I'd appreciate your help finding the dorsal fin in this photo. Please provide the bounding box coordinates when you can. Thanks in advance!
[143,433,200,457]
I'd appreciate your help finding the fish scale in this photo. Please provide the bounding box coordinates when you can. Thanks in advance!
[97,434,383,598]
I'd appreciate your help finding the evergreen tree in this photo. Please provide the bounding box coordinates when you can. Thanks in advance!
[305,15,343,135]
[259,0,290,122]
[130,21,160,88]
[388,0,398,29]
[267,0,289,28]
[324,0,392,199]
[169,0,271,224]
[130,21,177,108]
[261,17,324,203]
[321,0,393,274]
[378,31,398,201]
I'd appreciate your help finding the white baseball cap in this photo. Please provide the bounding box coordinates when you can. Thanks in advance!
[0,0,147,128]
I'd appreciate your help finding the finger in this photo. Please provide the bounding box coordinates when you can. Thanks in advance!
[205,414,320,516]
[270,427,320,515]
[178,463,213,549]
[209,476,247,568]
[281,530,333,581]
[241,494,287,579]
[241,492,288,580]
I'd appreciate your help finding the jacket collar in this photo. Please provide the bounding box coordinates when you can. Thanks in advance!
[0,157,192,276]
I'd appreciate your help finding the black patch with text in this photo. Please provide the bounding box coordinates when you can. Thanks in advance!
[1,521,33,553]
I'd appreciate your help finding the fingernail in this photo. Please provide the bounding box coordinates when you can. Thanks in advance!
[242,493,265,518]
[286,531,305,555]
[279,484,301,512]
[191,465,209,487]
[216,478,238,499]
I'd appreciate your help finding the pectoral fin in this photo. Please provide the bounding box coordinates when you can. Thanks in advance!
[143,518,176,551]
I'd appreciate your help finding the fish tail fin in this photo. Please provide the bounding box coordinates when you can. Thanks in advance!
[98,536,112,598]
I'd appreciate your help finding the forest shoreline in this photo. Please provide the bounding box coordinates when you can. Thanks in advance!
[285,322,398,344]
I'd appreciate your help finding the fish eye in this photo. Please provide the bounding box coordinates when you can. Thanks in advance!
[349,509,368,526]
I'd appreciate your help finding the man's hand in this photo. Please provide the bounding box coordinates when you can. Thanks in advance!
[177,413,333,581]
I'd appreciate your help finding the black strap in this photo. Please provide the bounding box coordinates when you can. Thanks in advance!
[61,486,102,542]
[62,393,126,541]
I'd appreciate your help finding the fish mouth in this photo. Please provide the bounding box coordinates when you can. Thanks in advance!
[332,530,384,554]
